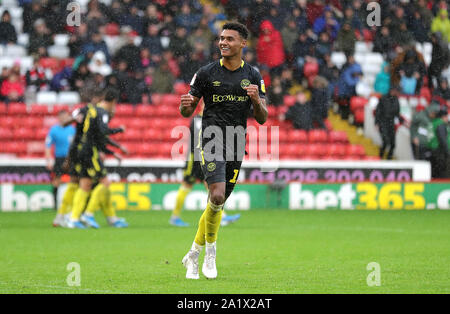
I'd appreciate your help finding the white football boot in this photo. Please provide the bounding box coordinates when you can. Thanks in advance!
[182,250,200,279]
[202,243,217,279]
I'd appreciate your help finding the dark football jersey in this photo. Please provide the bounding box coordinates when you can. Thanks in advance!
[189,59,265,158]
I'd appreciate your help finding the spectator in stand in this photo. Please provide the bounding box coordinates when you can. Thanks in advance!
[151,61,174,94]
[0,64,25,103]
[281,19,299,61]
[374,62,391,96]
[431,9,450,43]
[306,0,325,27]
[414,0,434,29]
[410,10,431,43]
[337,54,362,118]
[119,4,145,36]
[267,76,284,107]
[315,32,332,64]
[428,32,450,89]
[313,7,340,41]
[141,23,164,57]
[335,22,356,57]
[26,58,51,92]
[311,75,329,129]
[68,23,89,58]
[398,49,426,95]
[291,5,309,33]
[142,3,161,30]
[169,26,192,59]
[433,77,450,104]
[393,22,415,48]
[89,51,112,77]
[175,3,201,33]
[81,31,111,64]
[375,86,403,160]
[22,0,45,34]
[114,29,141,72]
[28,18,53,57]
[70,61,91,92]
[85,0,108,35]
[410,103,440,160]
[257,20,286,75]
[429,108,449,178]
[188,26,212,59]
[281,91,313,130]
[319,53,339,100]
[292,32,313,75]
[0,10,17,45]
[389,5,408,45]
[373,26,395,61]
[267,4,285,31]
[342,6,363,39]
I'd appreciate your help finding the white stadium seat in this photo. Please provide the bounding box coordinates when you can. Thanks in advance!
[331,52,346,69]
[57,91,80,105]
[355,41,372,54]
[354,53,365,65]
[356,81,372,98]
[36,91,58,105]
[19,56,33,74]
[17,33,29,47]
[5,44,26,57]
[48,45,70,58]
[54,34,70,46]
[423,42,432,55]
[365,53,384,66]
[0,57,14,72]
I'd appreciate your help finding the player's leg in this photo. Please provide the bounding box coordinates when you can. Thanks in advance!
[170,181,193,227]
[68,177,92,229]
[53,176,78,227]
[99,178,128,228]
[81,179,102,229]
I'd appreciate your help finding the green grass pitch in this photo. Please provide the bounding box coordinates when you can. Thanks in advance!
[0,210,449,294]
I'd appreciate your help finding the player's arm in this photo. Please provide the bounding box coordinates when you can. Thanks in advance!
[245,85,268,125]
[106,137,128,155]
[180,69,204,118]
[247,71,268,125]
[44,128,55,170]
[180,94,200,118]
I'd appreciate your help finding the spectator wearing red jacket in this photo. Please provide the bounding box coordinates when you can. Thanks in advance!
[1,70,25,103]
[256,20,286,74]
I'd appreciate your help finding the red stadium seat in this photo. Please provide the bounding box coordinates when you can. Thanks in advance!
[308,129,328,142]
[161,94,180,106]
[8,103,28,115]
[350,96,367,112]
[14,128,35,140]
[328,131,348,143]
[305,143,326,158]
[115,104,135,116]
[24,116,44,129]
[105,23,120,35]
[135,105,156,117]
[0,103,6,115]
[39,57,62,73]
[35,128,48,140]
[346,144,366,158]
[173,82,190,95]
[143,128,162,141]
[30,105,50,115]
[303,62,319,78]
[354,108,365,124]
[288,129,308,143]
[283,95,295,107]
[326,144,346,158]
[122,128,141,141]
[0,128,13,140]
[4,142,28,154]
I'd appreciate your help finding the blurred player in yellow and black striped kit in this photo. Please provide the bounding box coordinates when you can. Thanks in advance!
[170,101,241,227]
[63,88,129,229]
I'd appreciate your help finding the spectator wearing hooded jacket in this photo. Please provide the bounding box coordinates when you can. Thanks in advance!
[0,10,17,44]
[431,9,450,42]
[313,7,340,41]
[257,20,286,74]
[374,62,391,96]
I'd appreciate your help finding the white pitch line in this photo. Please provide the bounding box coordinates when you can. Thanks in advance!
[0,281,134,294]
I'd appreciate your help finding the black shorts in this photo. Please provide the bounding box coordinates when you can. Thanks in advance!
[75,151,107,180]
[51,157,68,177]
[183,152,204,185]
[201,156,242,200]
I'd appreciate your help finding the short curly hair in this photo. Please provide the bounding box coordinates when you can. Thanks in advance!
[222,21,249,40]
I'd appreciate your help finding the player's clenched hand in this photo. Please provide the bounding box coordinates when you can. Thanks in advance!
[180,94,195,117]
[244,84,260,103]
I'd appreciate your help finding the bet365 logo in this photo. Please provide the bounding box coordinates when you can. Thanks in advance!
[66,2,81,27]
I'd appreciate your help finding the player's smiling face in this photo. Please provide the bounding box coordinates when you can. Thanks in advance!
[219,29,246,58]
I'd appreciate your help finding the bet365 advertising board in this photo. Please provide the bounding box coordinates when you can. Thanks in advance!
[0,182,449,212]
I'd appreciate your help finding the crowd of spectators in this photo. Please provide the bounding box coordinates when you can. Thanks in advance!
[0,0,449,128]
